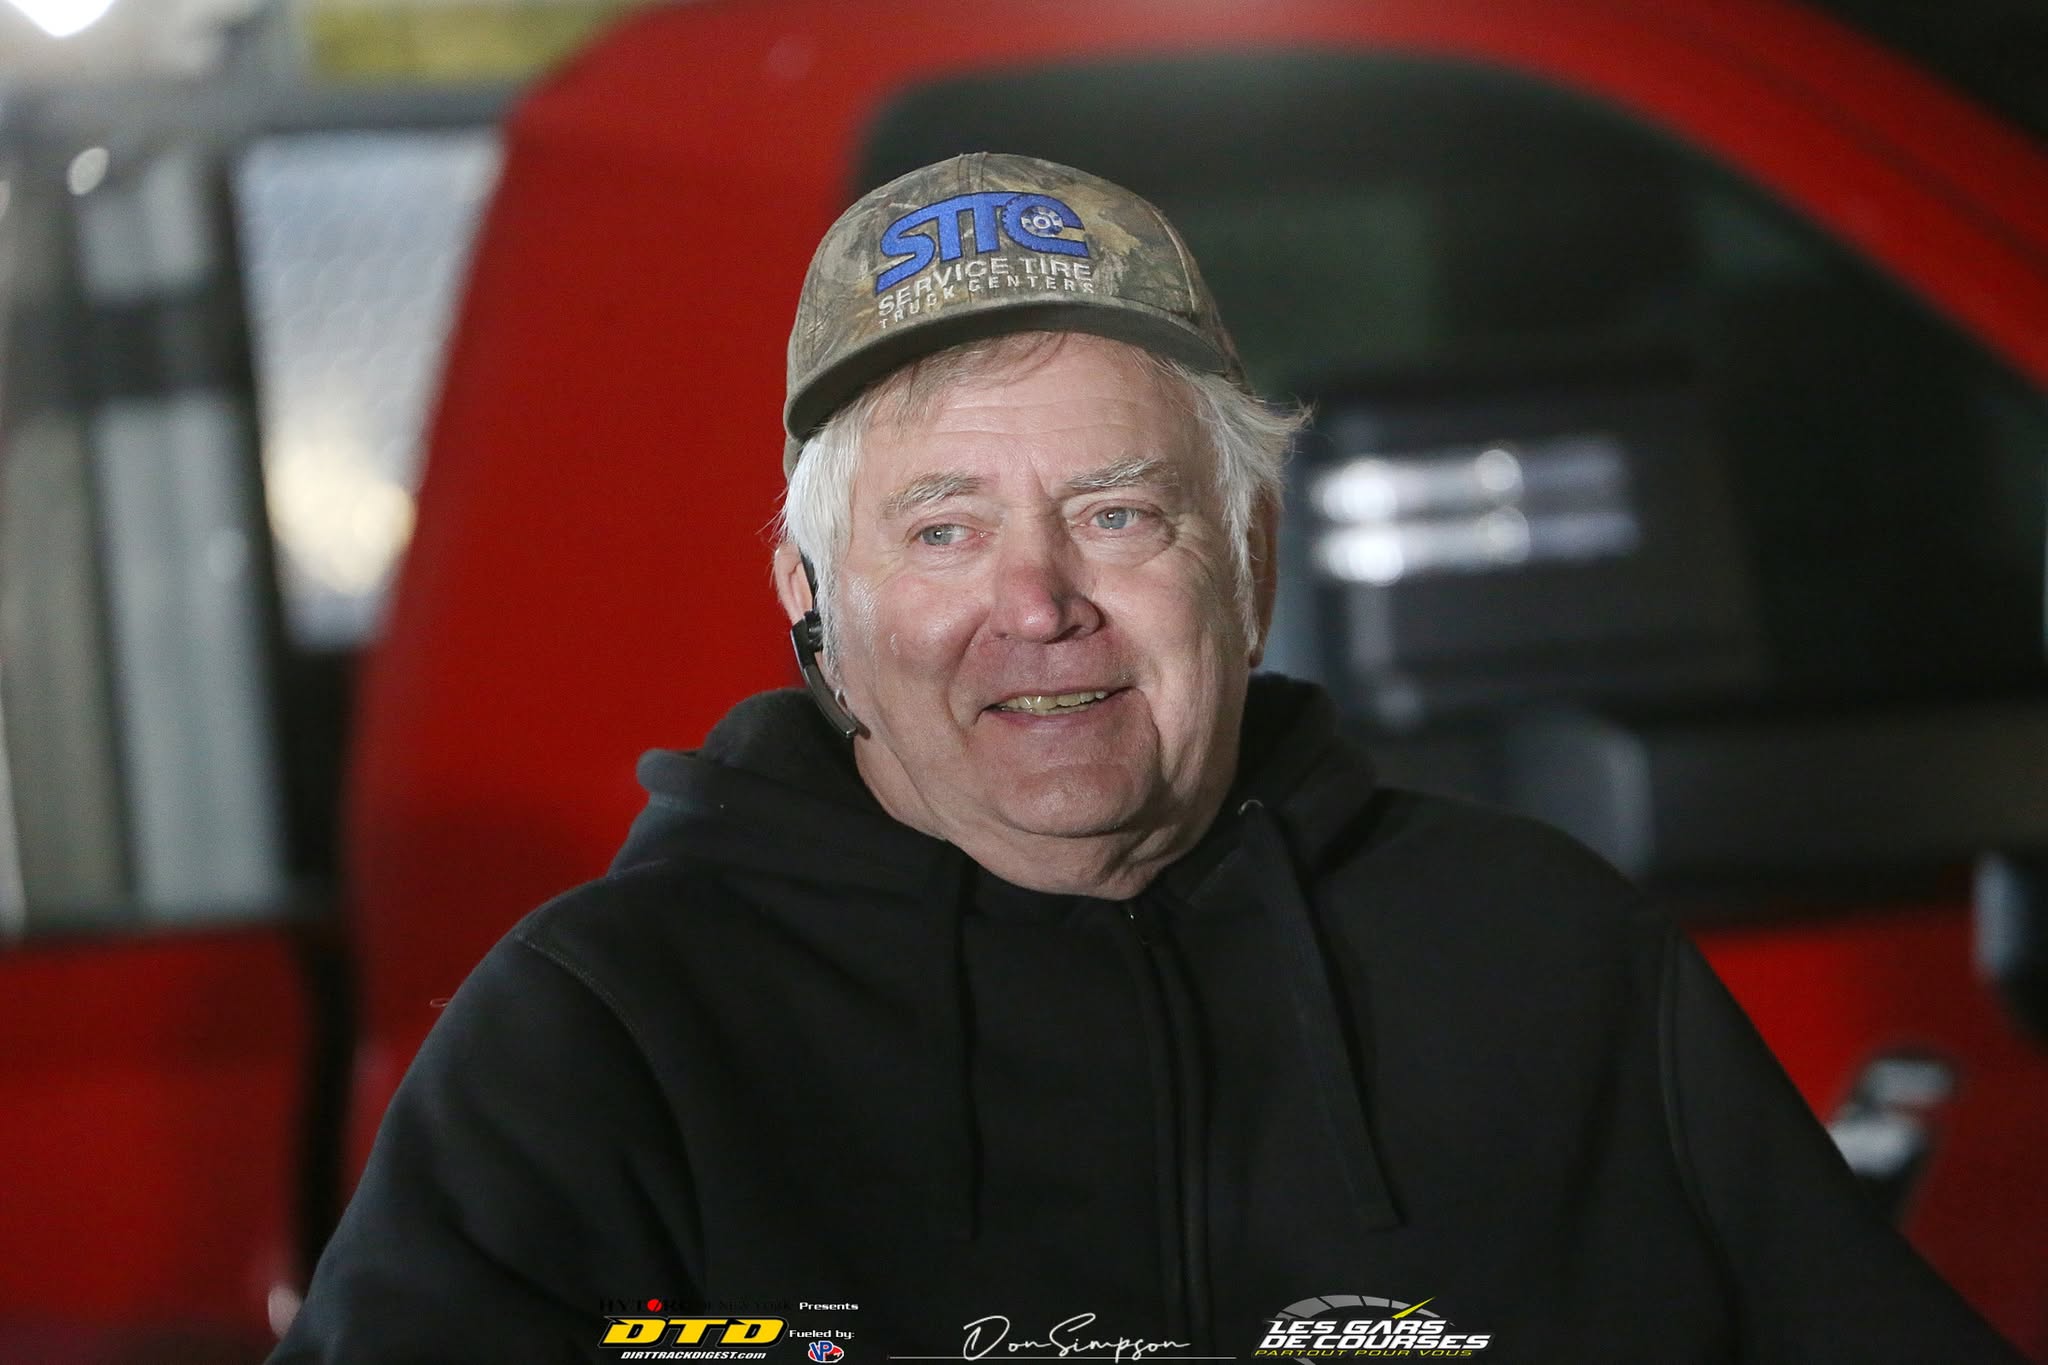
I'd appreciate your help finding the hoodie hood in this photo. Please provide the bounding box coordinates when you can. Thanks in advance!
[614,688,947,892]
[613,673,1379,895]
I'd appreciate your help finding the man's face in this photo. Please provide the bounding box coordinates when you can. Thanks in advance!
[793,335,1271,885]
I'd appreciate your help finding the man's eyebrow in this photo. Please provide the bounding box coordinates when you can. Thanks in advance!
[1061,455,1182,496]
[879,471,984,519]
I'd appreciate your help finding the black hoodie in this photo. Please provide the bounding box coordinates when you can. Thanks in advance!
[274,677,2022,1363]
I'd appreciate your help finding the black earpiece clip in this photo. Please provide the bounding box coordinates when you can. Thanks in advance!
[791,557,862,739]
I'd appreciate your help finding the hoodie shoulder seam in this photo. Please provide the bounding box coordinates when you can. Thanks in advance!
[511,931,663,1078]
[1652,907,1743,1307]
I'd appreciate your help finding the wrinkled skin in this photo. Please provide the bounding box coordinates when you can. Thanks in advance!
[774,335,1276,899]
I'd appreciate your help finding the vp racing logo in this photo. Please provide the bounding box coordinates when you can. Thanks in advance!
[1257,1295,1492,1358]
[875,190,1089,292]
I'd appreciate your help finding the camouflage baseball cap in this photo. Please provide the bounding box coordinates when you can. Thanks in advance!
[783,152,1243,472]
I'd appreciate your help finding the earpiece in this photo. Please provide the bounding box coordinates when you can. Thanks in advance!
[790,556,863,739]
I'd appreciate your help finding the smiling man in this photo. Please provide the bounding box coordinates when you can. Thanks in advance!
[273,154,2023,1363]
[779,332,1264,899]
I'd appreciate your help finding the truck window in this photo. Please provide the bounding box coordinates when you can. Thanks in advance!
[861,54,2048,725]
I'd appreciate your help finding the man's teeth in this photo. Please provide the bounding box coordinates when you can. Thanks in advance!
[995,690,1111,714]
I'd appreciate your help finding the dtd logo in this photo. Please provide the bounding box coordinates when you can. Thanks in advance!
[601,1317,785,1347]
[876,191,1088,293]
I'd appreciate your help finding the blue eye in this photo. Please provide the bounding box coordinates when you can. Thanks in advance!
[917,524,965,546]
[1093,507,1138,530]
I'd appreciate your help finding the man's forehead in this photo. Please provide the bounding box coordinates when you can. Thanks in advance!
[875,456,1188,519]
[845,333,1215,513]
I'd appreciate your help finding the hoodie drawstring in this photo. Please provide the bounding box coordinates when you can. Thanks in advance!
[1238,799,1403,1231]
[922,847,977,1241]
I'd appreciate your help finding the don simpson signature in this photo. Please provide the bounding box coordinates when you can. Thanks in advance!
[960,1312,1194,1363]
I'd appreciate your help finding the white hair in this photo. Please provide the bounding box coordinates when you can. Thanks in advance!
[779,332,1304,659]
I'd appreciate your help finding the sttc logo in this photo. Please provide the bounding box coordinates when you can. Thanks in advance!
[808,1341,845,1362]
[876,191,1088,293]
[601,1317,786,1348]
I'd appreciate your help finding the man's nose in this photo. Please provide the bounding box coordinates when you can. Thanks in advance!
[987,524,1102,643]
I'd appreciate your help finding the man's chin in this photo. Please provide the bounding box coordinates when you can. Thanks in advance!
[988,768,1150,841]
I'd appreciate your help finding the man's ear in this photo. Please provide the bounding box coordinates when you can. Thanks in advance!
[1248,495,1282,668]
[772,542,814,626]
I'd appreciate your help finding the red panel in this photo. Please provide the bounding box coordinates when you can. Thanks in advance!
[1643,0,2048,253]
[1701,907,2048,1360]
[0,930,303,1356]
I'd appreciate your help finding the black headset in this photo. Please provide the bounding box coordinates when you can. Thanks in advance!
[790,554,863,739]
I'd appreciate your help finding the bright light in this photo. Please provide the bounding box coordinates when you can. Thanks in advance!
[1312,444,1530,525]
[1311,431,1641,584]
[1314,458,1399,523]
[1319,527,1407,585]
[267,446,417,595]
[1317,513,1535,586]
[66,146,108,196]
[1473,447,1523,496]
[267,1282,303,1339]
[7,0,117,39]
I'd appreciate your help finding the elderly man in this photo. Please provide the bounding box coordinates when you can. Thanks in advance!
[274,155,2021,1363]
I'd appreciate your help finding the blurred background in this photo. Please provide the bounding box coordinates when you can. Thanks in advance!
[1,0,2046,1360]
